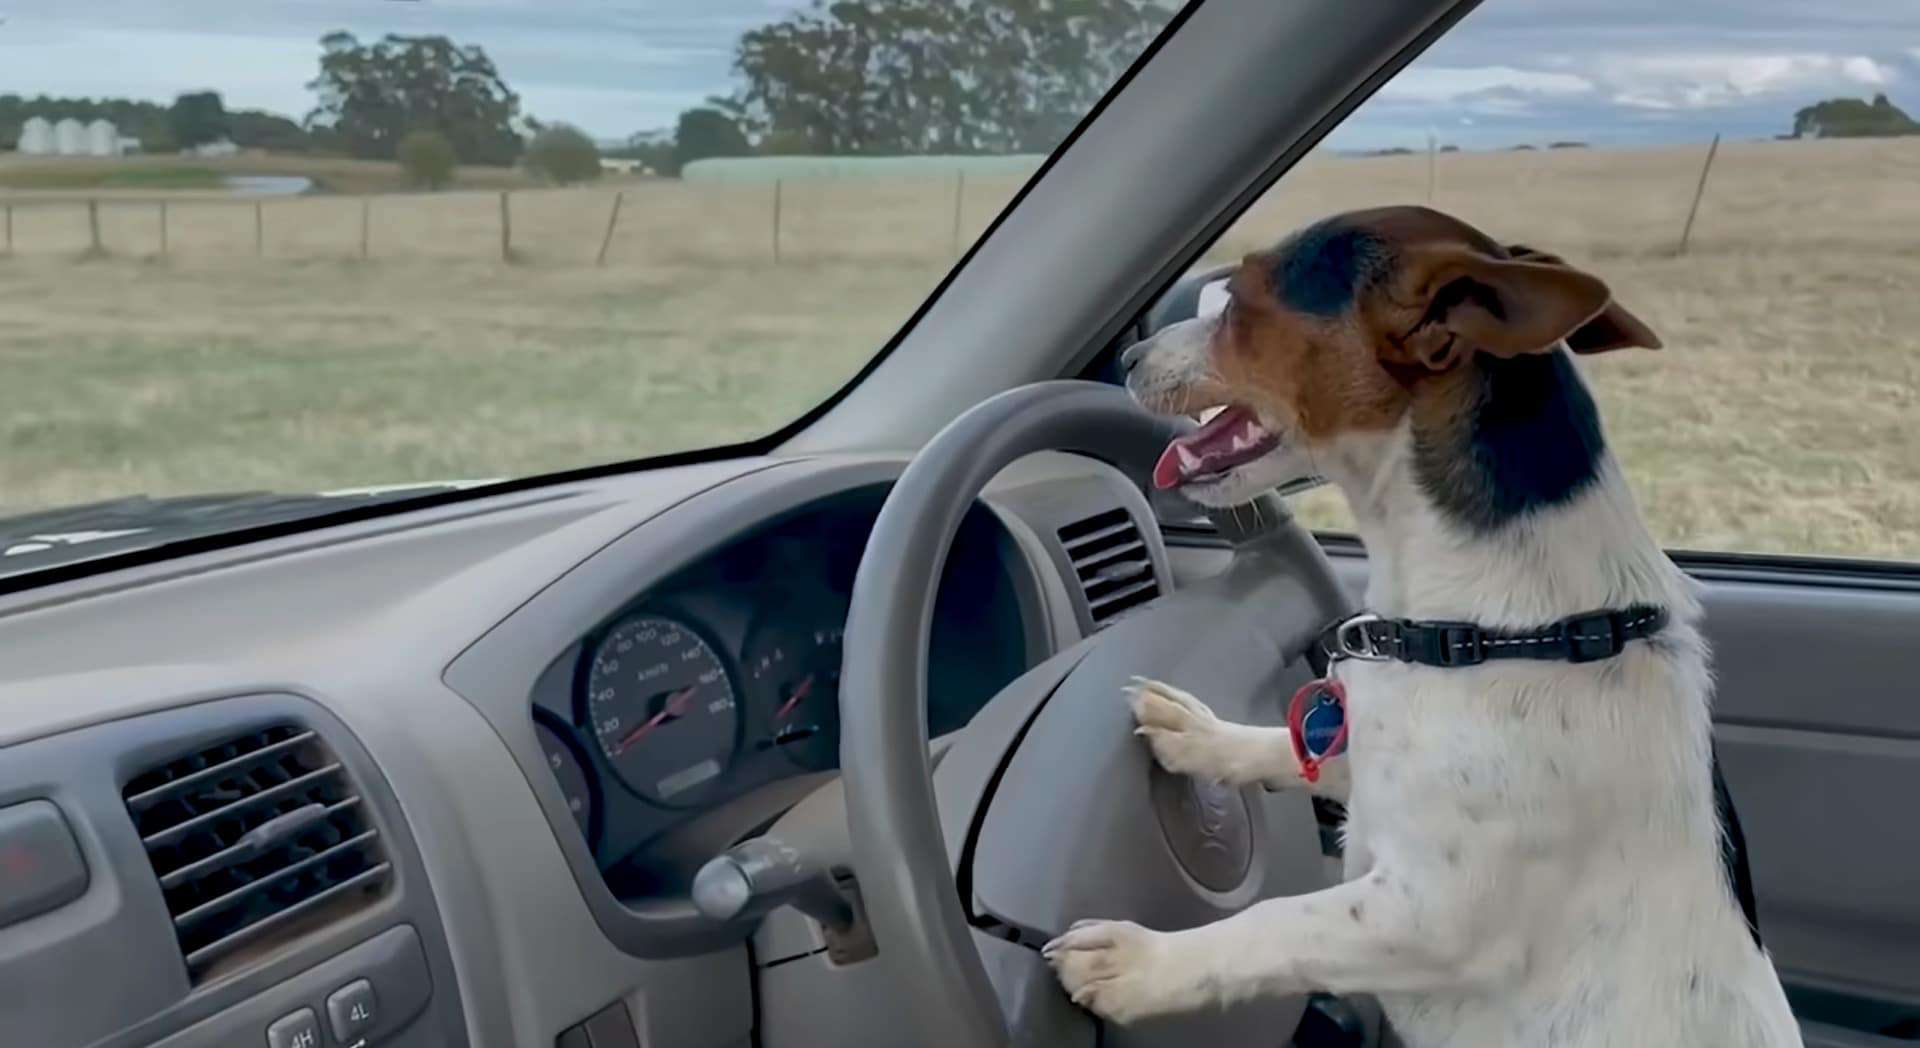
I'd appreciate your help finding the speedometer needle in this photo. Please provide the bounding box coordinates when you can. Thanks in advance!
[614,686,697,755]
[774,674,815,723]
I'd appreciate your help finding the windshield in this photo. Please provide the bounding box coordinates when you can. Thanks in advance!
[0,1,1175,575]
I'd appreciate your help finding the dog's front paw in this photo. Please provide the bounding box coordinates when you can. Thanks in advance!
[1128,677,1237,780]
[1044,918,1201,1024]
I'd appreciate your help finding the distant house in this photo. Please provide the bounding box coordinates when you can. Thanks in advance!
[17,116,54,154]
[599,157,646,175]
[185,139,240,158]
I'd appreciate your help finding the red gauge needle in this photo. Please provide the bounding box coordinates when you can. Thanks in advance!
[773,674,815,723]
[614,686,697,755]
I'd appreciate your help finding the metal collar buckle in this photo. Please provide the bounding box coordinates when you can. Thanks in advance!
[1327,613,1392,662]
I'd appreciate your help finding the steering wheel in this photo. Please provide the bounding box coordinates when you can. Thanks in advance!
[840,380,1354,1046]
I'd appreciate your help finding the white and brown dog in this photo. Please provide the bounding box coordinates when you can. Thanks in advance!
[1045,206,1801,1047]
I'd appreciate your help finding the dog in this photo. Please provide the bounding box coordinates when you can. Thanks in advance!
[1044,206,1801,1047]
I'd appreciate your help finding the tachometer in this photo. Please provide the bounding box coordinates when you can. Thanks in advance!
[584,614,739,806]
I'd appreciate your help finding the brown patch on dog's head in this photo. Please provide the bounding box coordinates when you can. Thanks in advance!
[1181,206,1658,443]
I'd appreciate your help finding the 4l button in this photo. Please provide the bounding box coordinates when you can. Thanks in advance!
[326,978,378,1043]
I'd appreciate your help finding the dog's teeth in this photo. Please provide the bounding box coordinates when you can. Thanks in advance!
[1230,432,1252,453]
[1177,445,1202,472]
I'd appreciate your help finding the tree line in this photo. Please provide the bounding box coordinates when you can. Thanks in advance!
[3,1,1175,183]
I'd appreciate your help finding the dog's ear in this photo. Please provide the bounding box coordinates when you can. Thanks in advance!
[1506,243,1662,355]
[1382,244,1612,370]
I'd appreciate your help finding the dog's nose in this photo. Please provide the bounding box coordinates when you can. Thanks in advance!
[1119,338,1151,377]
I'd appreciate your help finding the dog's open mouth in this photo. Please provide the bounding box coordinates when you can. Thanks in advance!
[1152,405,1281,490]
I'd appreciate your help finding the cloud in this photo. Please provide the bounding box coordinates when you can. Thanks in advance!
[1378,66,1595,105]
[1596,52,1898,110]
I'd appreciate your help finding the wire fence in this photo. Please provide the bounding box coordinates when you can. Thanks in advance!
[0,175,1027,268]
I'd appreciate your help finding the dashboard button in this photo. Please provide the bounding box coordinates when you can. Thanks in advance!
[0,800,89,929]
[265,1008,321,1048]
[326,978,378,1042]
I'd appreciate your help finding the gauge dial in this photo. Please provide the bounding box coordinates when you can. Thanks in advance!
[584,614,739,805]
[534,718,595,840]
[744,616,845,771]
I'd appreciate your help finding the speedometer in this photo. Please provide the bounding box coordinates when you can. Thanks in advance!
[584,614,739,806]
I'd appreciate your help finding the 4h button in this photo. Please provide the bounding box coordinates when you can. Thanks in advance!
[326,978,379,1043]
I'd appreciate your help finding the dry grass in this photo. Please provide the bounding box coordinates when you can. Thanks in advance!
[2,137,1918,560]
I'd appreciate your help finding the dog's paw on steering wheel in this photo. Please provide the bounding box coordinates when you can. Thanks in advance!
[1128,676,1244,779]
[1043,917,1200,1025]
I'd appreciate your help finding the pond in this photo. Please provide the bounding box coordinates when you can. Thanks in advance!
[221,175,314,196]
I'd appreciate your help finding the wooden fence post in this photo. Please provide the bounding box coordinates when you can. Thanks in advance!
[360,197,371,260]
[596,190,624,266]
[1677,133,1720,256]
[1425,133,1438,203]
[87,198,102,254]
[949,171,967,256]
[158,201,168,257]
[771,179,783,264]
[254,200,264,257]
[499,191,512,262]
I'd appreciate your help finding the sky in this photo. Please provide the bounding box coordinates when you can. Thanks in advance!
[1,0,1917,151]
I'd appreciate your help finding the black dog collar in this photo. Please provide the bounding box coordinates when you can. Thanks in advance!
[1319,605,1668,668]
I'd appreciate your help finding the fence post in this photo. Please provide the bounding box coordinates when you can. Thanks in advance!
[771,179,783,264]
[254,200,264,257]
[158,201,168,257]
[596,190,625,266]
[499,191,512,263]
[1677,133,1720,256]
[1425,133,1438,203]
[949,171,966,256]
[87,198,102,255]
[360,197,370,260]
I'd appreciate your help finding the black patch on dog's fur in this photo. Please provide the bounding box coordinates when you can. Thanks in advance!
[1415,350,1605,532]
[1272,221,1392,316]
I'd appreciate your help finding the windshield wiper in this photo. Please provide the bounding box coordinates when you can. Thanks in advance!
[0,483,490,579]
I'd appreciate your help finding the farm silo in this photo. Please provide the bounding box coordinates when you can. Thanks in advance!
[86,119,118,156]
[54,118,87,155]
[17,116,55,155]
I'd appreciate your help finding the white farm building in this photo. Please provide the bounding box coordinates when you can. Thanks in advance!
[14,115,140,157]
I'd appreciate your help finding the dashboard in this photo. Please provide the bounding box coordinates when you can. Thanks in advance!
[0,451,1161,1047]
[526,485,1043,898]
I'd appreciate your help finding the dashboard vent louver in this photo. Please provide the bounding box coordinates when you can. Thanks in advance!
[121,725,391,981]
[1058,507,1161,628]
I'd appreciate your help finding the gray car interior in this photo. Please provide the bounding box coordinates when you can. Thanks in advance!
[2,0,1916,1045]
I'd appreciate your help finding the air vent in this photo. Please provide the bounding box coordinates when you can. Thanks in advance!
[122,725,392,981]
[1057,507,1161,627]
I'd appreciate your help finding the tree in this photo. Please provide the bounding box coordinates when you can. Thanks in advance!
[674,108,752,170]
[397,129,457,189]
[170,91,230,149]
[1793,93,1920,138]
[604,129,678,176]
[720,0,1172,156]
[526,124,602,184]
[306,31,525,165]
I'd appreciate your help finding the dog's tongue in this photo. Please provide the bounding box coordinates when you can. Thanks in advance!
[1152,406,1279,490]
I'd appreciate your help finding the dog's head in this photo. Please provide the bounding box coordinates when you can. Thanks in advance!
[1125,205,1660,513]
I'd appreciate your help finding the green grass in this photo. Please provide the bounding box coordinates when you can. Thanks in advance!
[0,256,944,511]
[0,165,226,190]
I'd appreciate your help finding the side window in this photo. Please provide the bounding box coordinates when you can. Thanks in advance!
[1207,3,1920,562]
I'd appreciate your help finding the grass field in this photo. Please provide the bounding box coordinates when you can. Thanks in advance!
[3,137,1918,561]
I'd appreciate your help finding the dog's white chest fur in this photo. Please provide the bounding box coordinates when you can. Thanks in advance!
[1336,635,1797,1046]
